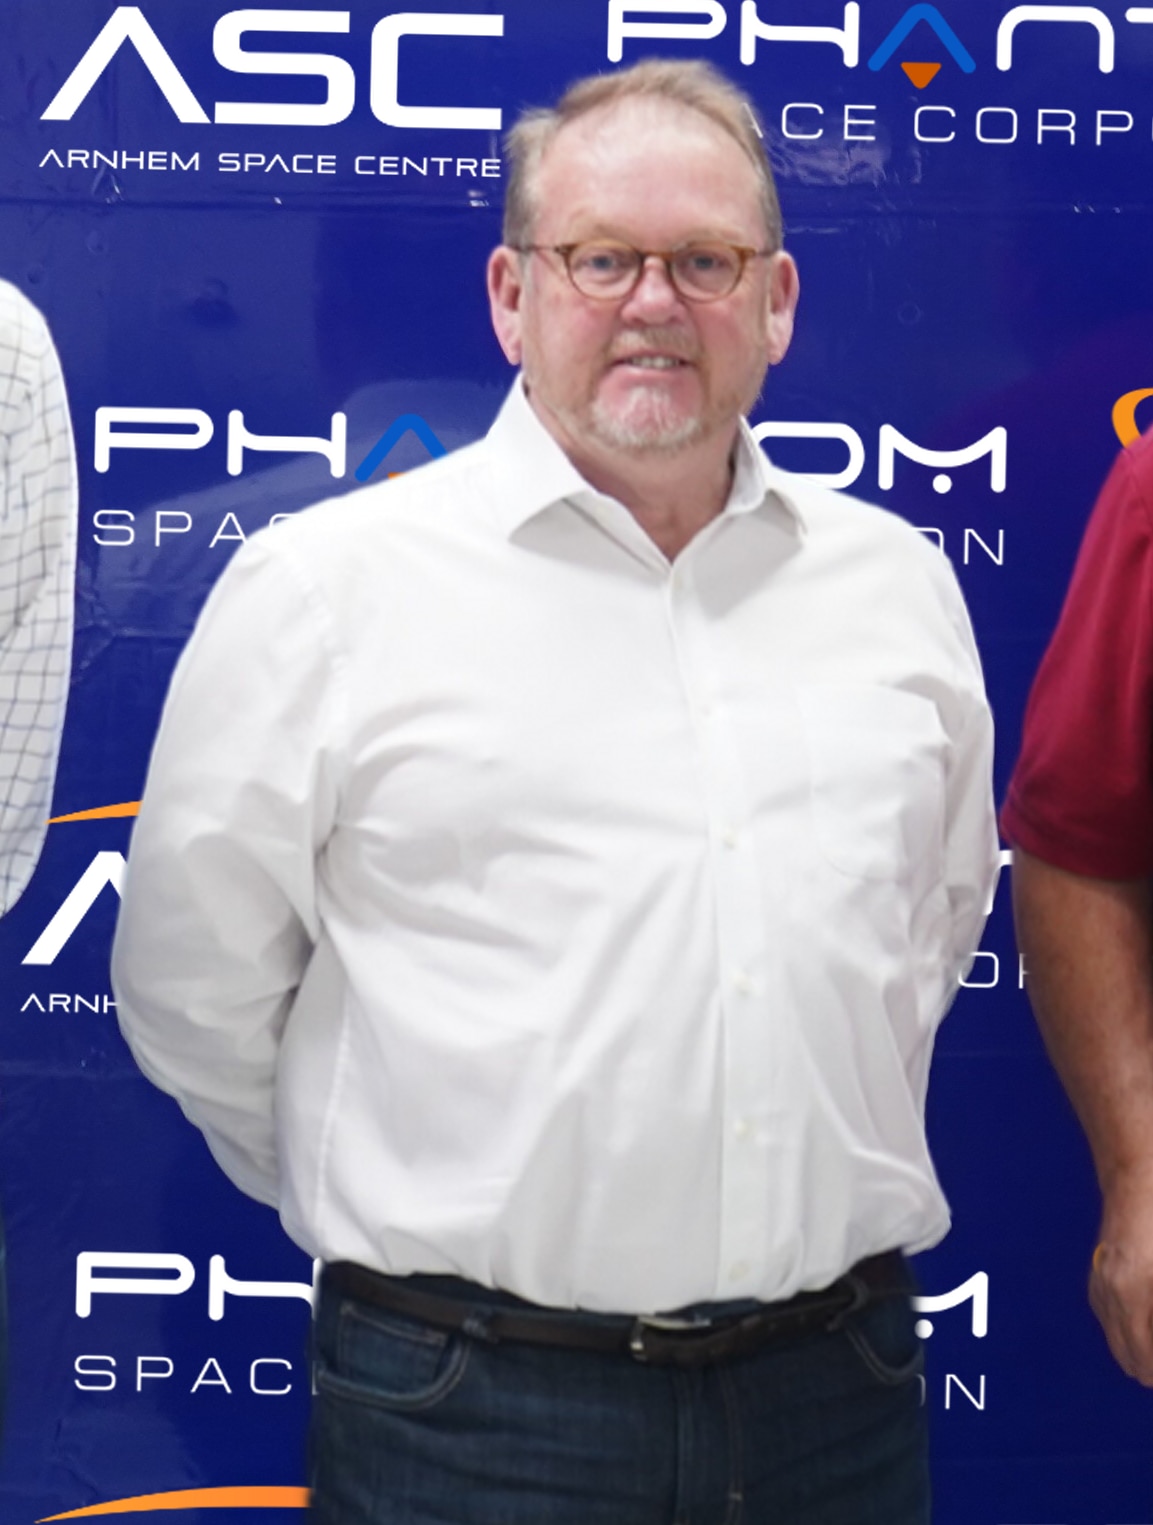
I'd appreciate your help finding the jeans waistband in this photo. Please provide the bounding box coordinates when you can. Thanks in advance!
[321,1252,910,1368]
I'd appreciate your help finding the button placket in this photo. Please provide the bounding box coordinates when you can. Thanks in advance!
[664,547,777,1292]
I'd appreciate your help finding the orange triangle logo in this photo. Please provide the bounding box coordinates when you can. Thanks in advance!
[901,61,941,88]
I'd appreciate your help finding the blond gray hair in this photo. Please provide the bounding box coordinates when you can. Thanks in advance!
[502,58,782,252]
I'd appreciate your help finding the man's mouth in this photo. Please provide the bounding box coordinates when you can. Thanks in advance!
[611,354,690,370]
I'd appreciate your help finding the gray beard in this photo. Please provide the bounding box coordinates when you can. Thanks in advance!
[587,385,705,454]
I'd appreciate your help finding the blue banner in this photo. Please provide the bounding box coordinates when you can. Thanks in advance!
[2,4,1151,1520]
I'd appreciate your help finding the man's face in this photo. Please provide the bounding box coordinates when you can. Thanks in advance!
[488,98,798,467]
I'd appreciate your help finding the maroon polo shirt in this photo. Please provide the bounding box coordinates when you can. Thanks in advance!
[1003,427,1153,879]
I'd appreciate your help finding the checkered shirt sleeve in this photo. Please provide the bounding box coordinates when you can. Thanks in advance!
[0,282,77,915]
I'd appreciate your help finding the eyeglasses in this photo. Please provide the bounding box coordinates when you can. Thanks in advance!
[518,240,772,303]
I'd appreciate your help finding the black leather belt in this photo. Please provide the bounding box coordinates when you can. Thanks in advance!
[323,1252,908,1369]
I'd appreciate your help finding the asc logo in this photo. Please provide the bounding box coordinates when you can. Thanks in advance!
[42,7,504,130]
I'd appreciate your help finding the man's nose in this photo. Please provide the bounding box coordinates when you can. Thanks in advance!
[621,255,684,317]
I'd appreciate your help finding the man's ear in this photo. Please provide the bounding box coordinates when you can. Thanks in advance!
[763,250,800,367]
[488,245,526,366]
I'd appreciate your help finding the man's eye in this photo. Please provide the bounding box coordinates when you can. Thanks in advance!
[683,248,732,275]
[576,246,632,276]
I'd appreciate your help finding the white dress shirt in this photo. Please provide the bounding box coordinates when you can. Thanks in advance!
[0,282,77,915]
[112,378,997,1314]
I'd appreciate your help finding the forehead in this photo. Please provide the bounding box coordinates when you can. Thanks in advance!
[532,98,764,243]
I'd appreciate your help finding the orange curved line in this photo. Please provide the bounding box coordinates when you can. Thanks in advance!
[38,1486,308,1519]
[48,801,141,824]
[1112,387,1153,447]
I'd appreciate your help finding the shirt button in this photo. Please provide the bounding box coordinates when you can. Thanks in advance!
[722,828,738,849]
[729,1261,751,1282]
[734,1118,751,1141]
[733,971,752,996]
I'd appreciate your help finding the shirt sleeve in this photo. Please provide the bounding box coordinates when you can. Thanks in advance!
[110,532,346,1204]
[0,288,77,915]
[1002,437,1153,878]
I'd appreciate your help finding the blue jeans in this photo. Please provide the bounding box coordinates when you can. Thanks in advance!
[309,1272,928,1525]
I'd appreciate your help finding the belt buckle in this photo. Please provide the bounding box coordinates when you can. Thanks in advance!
[628,1313,711,1362]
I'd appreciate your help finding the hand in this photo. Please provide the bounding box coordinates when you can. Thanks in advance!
[1090,1169,1153,1384]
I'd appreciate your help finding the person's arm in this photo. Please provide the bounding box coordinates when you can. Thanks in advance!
[1013,848,1153,1384]
[110,532,345,1203]
[926,551,999,991]
[0,289,77,915]
[1004,438,1153,1377]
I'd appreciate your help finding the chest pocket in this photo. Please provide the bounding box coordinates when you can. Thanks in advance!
[798,684,947,883]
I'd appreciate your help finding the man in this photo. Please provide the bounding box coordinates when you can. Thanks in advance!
[1004,426,1153,1387]
[112,60,997,1523]
[0,280,76,916]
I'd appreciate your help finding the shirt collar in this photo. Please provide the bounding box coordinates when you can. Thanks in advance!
[484,376,807,541]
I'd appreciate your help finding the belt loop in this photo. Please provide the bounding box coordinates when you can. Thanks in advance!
[462,1308,500,1344]
[627,1319,651,1362]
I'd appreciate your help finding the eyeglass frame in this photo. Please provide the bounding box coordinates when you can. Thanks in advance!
[514,240,775,303]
